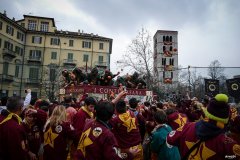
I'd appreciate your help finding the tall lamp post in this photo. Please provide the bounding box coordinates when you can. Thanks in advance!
[188,65,191,97]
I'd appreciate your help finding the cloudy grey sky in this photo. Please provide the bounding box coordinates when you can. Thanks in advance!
[1,0,240,77]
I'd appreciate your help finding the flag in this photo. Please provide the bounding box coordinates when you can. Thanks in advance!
[226,78,240,98]
[204,79,219,97]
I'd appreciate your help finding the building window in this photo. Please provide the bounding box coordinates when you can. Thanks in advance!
[170,46,172,51]
[171,72,173,78]
[17,32,24,41]
[166,36,169,42]
[98,56,103,62]
[15,46,20,54]
[0,38,1,48]
[28,20,37,30]
[82,41,91,48]
[50,68,56,81]
[40,22,49,32]
[69,40,74,47]
[15,65,19,77]
[99,43,104,50]
[4,41,13,50]
[51,38,60,45]
[0,21,2,30]
[29,68,39,79]
[32,36,42,44]
[13,91,17,96]
[51,52,57,59]
[165,71,171,79]
[68,53,73,60]
[83,54,89,62]
[3,62,9,75]
[169,58,174,65]
[30,50,41,59]
[170,36,172,42]
[0,90,8,98]
[163,46,166,52]
[21,23,25,27]
[15,46,23,56]
[162,58,166,66]
[19,48,23,56]
[6,25,14,36]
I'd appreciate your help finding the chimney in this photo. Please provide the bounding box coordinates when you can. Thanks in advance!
[3,10,7,16]
[12,17,15,21]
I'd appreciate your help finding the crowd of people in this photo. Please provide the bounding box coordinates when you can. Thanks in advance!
[0,87,240,160]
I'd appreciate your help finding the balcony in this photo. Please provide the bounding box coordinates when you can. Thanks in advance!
[27,56,42,63]
[0,74,14,82]
[94,61,107,68]
[63,59,77,66]
[25,78,40,84]
[2,48,16,59]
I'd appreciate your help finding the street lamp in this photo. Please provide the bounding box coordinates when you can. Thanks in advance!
[188,65,191,96]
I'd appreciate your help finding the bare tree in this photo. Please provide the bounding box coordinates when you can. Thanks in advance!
[41,64,62,101]
[208,60,225,79]
[117,28,154,89]
[178,68,204,98]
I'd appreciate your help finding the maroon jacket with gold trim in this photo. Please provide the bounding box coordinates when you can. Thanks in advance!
[167,121,240,160]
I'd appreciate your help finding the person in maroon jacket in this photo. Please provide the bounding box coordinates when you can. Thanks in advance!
[110,100,143,160]
[0,96,28,160]
[43,105,78,160]
[128,97,146,142]
[75,101,135,160]
[165,108,188,130]
[22,107,47,159]
[228,106,240,144]
[72,97,96,141]
[167,94,240,160]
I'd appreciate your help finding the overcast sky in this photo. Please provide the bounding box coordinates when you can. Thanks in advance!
[1,0,239,77]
